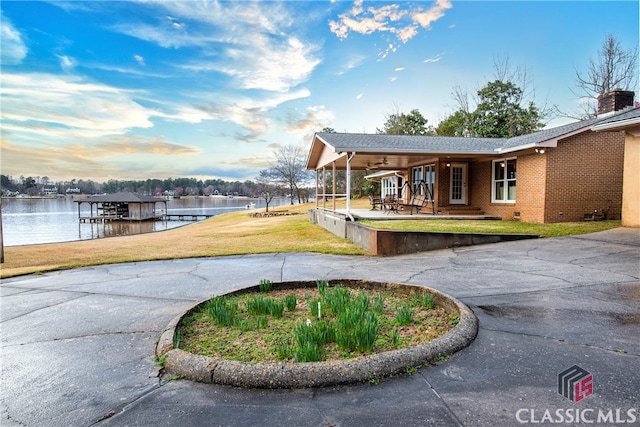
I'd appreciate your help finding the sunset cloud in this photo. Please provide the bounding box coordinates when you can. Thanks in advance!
[329,0,451,44]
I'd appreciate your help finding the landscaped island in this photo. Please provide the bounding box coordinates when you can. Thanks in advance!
[156,279,478,388]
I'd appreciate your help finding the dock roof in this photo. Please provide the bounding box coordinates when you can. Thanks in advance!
[76,192,165,203]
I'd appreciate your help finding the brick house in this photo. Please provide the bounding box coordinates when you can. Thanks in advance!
[592,105,640,227]
[306,90,635,224]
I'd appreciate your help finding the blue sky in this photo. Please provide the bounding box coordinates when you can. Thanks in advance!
[1,1,638,182]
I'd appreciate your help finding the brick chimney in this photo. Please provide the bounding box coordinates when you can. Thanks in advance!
[597,89,635,115]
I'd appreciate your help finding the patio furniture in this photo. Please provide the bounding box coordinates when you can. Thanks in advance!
[369,195,383,210]
[383,195,399,214]
[399,194,427,215]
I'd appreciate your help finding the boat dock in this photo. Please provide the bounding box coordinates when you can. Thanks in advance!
[79,213,214,223]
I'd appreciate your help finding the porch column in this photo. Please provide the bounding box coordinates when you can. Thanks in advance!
[315,170,319,209]
[346,152,355,219]
[332,161,336,212]
[322,166,326,210]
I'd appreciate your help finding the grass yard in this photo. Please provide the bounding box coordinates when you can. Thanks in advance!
[360,219,621,238]
[0,197,622,278]
[0,202,367,278]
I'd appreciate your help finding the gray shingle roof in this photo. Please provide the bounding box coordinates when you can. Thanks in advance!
[593,107,640,125]
[315,133,505,154]
[316,107,639,155]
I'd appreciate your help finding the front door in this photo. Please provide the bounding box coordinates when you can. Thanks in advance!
[450,163,467,205]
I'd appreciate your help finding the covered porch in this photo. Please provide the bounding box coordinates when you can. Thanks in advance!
[305,132,522,221]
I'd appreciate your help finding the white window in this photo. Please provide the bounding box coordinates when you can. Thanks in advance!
[381,176,402,198]
[492,158,516,203]
[412,164,435,200]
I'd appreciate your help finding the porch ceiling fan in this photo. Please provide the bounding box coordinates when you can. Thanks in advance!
[366,157,388,170]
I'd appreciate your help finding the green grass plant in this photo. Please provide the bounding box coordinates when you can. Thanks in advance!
[372,293,385,314]
[284,294,297,311]
[323,286,352,315]
[395,303,414,326]
[316,279,328,294]
[246,295,284,318]
[360,218,621,238]
[259,279,272,293]
[421,291,435,309]
[207,296,238,327]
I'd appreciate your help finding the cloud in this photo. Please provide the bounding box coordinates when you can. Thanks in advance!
[168,88,311,143]
[134,54,145,66]
[395,67,405,72]
[218,36,320,92]
[285,105,335,134]
[1,134,201,181]
[336,55,367,75]
[329,0,452,46]
[356,93,364,100]
[412,0,452,29]
[91,135,201,157]
[113,2,321,93]
[424,53,444,63]
[57,54,76,70]
[1,12,28,65]
[1,73,156,139]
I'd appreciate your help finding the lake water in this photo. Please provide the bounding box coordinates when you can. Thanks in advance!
[1,196,290,246]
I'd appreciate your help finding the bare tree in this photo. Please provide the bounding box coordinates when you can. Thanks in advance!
[270,145,310,205]
[572,34,638,118]
[256,169,278,212]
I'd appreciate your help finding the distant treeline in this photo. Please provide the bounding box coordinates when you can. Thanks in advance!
[1,175,262,197]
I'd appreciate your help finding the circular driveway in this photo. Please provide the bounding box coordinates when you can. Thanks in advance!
[1,228,639,426]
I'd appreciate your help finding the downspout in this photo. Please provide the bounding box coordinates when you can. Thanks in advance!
[345,152,356,221]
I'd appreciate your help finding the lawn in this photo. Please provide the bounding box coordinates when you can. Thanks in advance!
[360,219,621,238]
[0,198,622,278]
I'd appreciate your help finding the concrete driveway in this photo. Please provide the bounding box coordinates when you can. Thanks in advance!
[1,228,639,426]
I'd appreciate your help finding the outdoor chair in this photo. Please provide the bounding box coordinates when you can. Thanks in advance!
[369,195,383,210]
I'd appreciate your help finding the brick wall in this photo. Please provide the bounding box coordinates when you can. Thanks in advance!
[438,129,624,223]
[544,130,624,222]
[468,155,547,222]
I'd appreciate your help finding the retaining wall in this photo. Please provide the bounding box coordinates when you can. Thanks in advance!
[309,209,538,256]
